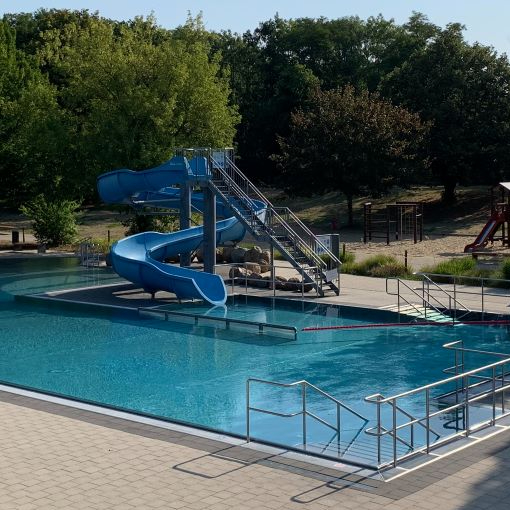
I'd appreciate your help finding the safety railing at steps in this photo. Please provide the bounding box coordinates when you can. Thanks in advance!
[365,394,441,464]
[385,277,452,322]
[207,152,341,293]
[365,356,510,469]
[78,238,101,267]
[247,378,368,461]
[416,272,510,318]
[418,274,472,322]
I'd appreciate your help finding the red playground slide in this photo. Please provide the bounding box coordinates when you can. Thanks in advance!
[464,212,504,252]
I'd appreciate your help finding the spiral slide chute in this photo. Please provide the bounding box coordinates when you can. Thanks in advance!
[97,159,262,306]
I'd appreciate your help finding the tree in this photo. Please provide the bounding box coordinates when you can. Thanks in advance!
[274,86,429,225]
[38,14,239,200]
[382,24,510,202]
[0,20,67,205]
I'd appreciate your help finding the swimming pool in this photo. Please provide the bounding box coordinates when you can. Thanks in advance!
[1,258,509,466]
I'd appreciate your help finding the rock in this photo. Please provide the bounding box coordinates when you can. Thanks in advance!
[231,247,248,263]
[248,273,267,288]
[195,248,222,263]
[286,277,302,291]
[259,250,271,273]
[244,262,261,274]
[244,246,262,263]
[229,266,250,279]
[222,246,234,263]
[274,275,288,290]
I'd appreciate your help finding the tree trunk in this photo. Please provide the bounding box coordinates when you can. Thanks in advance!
[347,194,354,227]
[442,177,457,204]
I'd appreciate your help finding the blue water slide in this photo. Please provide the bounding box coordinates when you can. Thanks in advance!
[97,158,262,306]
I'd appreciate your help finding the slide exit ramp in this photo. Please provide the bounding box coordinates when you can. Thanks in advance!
[204,149,341,296]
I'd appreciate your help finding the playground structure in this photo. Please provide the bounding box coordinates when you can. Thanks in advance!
[363,201,423,245]
[464,183,510,253]
[97,148,341,305]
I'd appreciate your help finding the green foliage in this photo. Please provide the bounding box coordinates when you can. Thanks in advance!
[501,259,510,281]
[382,25,510,201]
[88,237,117,254]
[422,257,477,276]
[340,254,411,278]
[122,213,179,236]
[20,195,79,246]
[274,85,429,225]
[340,251,355,264]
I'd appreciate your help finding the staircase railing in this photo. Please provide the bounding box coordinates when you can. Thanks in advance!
[386,278,451,321]
[208,152,341,294]
[419,274,472,321]
[247,378,368,462]
[365,356,510,468]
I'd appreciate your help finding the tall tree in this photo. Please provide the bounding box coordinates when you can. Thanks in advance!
[382,24,510,202]
[39,14,239,199]
[275,86,429,225]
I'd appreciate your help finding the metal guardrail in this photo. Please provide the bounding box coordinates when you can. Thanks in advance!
[138,307,298,339]
[386,277,451,321]
[416,272,510,317]
[247,378,368,459]
[206,150,340,295]
[365,356,510,469]
[419,274,472,322]
[78,238,101,267]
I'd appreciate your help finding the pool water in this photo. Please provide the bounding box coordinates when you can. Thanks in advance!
[1,258,509,464]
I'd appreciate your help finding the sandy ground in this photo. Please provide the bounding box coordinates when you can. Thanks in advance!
[0,208,504,271]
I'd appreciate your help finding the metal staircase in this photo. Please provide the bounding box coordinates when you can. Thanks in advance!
[207,151,341,296]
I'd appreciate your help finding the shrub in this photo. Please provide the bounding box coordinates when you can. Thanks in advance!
[20,195,79,247]
[422,257,477,276]
[501,259,510,281]
[340,251,355,264]
[369,262,410,278]
[122,213,178,235]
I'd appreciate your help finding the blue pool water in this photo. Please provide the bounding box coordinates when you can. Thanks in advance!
[1,258,510,464]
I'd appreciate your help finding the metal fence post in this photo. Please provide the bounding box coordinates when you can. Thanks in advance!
[392,399,397,468]
[426,388,430,453]
[246,380,251,442]
[302,382,307,448]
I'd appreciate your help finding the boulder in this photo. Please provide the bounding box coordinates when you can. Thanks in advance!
[229,266,250,279]
[244,262,261,274]
[231,247,248,263]
[222,246,234,263]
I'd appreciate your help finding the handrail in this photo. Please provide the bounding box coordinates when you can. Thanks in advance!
[367,357,510,404]
[246,378,368,457]
[365,356,510,468]
[386,277,450,321]
[209,153,341,285]
[419,274,472,321]
[139,307,297,339]
[416,272,510,316]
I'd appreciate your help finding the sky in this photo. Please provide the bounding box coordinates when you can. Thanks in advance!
[2,0,510,56]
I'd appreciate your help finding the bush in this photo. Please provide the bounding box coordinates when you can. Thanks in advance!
[122,213,178,235]
[20,195,79,247]
[501,259,510,281]
[422,257,477,276]
[340,254,412,278]
[369,262,410,278]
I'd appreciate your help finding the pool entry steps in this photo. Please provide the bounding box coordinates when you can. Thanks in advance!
[97,148,341,306]
[246,340,510,471]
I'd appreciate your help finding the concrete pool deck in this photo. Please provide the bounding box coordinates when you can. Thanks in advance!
[5,261,510,508]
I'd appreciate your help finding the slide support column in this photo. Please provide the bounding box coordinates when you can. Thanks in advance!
[180,183,192,267]
[203,185,217,274]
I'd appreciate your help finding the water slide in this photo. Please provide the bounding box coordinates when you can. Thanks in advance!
[97,157,261,305]
[464,213,503,253]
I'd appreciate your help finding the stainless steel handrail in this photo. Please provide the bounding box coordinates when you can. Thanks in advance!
[246,378,368,456]
[386,277,450,321]
[208,152,341,295]
[139,307,298,339]
[365,356,510,468]
[416,272,510,316]
[419,274,472,321]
